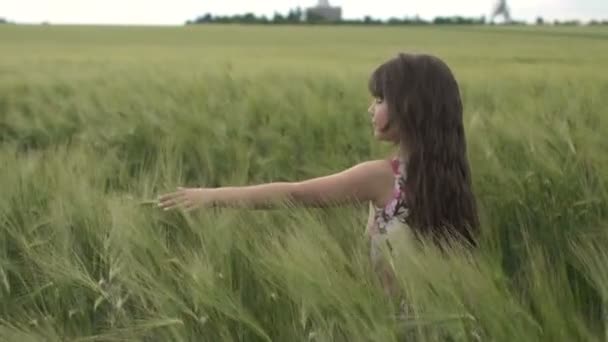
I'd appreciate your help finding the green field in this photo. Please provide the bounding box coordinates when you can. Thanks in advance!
[1,24,608,341]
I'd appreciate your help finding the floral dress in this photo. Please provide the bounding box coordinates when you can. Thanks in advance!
[366,156,412,265]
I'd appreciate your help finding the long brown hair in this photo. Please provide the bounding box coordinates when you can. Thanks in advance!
[369,53,479,248]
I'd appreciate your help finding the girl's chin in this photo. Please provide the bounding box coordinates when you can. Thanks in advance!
[373,132,397,143]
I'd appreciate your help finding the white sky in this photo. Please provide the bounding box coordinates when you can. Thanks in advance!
[3,0,608,25]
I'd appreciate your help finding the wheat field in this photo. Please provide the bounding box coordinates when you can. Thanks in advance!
[0,24,607,341]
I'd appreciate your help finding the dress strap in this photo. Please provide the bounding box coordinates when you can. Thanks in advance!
[390,157,400,175]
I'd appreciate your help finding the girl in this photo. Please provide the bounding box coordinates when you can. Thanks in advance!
[158,52,480,296]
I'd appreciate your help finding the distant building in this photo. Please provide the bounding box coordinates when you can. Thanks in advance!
[305,0,342,22]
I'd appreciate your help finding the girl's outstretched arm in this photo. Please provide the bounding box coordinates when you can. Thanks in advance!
[157,160,393,211]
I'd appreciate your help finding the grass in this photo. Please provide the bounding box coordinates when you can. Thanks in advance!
[0,23,607,341]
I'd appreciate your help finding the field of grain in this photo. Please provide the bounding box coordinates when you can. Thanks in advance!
[0,24,607,341]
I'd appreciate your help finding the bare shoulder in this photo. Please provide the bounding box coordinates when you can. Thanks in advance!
[350,159,394,179]
[354,159,395,204]
[362,159,393,172]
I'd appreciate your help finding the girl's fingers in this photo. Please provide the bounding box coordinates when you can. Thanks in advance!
[158,187,189,201]
[184,201,198,212]
[160,195,198,211]
[159,197,185,209]
[158,194,178,204]
[158,201,174,210]
[162,203,185,211]
[158,196,176,205]
[159,190,187,204]
[157,188,197,211]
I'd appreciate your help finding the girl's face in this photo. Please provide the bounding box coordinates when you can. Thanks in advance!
[368,97,399,142]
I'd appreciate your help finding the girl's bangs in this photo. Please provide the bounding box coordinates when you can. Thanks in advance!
[368,65,385,98]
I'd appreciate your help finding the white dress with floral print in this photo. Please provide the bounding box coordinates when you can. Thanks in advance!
[367,156,413,265]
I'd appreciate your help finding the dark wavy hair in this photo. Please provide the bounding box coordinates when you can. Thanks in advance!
[369,53,479,248]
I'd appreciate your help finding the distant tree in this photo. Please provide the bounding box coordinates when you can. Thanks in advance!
[202,13,213,22]
[0,17,7,24]
[242,13,257,24]
[536,16,544,25]
[187,13,213,24]
[383,16,427,25]
[433,16,485,25]
[286,7,303,23]
[305,12,325,24]
[272,12,285,24]
[505,19,526,25]
[555,19,581,26]
[387,17,401,25]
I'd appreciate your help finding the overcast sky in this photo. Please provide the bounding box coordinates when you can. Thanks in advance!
[4,0,608,25]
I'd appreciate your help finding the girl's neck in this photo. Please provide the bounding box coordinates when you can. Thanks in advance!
[397,142,411,164]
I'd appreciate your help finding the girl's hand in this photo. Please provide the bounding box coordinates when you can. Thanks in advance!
[157,187,211,212]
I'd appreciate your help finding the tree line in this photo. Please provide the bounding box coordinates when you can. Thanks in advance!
[185,8,608,26]
[185,9,492,26]
[1,13,606,27]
